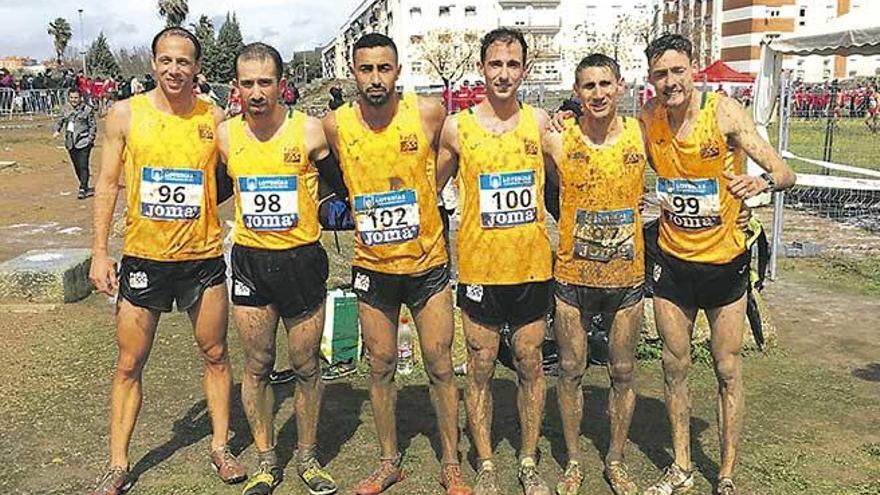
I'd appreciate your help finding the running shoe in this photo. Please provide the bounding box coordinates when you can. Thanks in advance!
[604,461,638,495]
[241,462,282,495]
[77,189,87,200]
[90,465,133,495]
[354,454,403,495]
[474,460,500,495]
[715,478,736,495]
[321,360,357,381]
[642,464,694,495]
[439,463,473,495]
[210,445,247,484]
[518,457,550,495]
[268,369,295,385]
[555,460,583,495]
[298,455,337,495]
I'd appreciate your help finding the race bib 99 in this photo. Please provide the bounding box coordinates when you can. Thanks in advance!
[573,208,636,262]
[478,170,537,229]
[656,178,721,230]
[238,175,298,231]
[140,167,204,221]
[353,189,420,246]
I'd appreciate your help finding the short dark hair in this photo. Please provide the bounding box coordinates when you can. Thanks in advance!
[151,27,202,61]
[352,33,398,64]
[67,87,81,96]
[645,33,693,64]
[480,28,528,63]
[236,42,284,81]
[575,53,621,83]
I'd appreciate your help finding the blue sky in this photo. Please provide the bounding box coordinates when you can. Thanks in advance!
[0,0,361,60]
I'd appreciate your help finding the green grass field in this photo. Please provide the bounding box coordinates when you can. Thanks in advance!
[769,119,880,174]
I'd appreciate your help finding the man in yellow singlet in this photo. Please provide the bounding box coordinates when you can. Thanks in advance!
[639,34,795,495]
[88,27,246,495]
[322,33,471,495]
[217,43,338,495]
[543,54,647,495]
[437,28,553,495]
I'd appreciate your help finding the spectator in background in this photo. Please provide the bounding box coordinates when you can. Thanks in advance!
[471,80,486,106]
[52,87,97,199]
[452,79,473,112]
[328,82,344,110]
[143,73,156,91]
[0,69,12,88]
[226,80,242,117]
[282,81,299,106]
[130,75,144,96]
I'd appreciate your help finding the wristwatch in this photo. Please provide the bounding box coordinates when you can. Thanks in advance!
[760,172,777,192]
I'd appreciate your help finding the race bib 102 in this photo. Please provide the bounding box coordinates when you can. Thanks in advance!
[656,177,721,230]
[238,175,298,231]
[573,208,636,262]
[478,170,538,229]
[353,189,420,246]
[140,167,204,221]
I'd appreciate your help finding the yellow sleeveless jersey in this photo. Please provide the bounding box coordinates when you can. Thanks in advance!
[122,94,222,261]
[456,104,552,285]
[646,92,746,264]
[226,110,320,250]
[335,93,447,274]
[556,117,646,288]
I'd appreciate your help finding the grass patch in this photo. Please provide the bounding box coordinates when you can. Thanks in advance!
[778,255,880,296]
[768,119,880,174]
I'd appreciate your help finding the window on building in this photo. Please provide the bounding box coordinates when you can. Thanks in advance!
[465,5,476,16]
[410,7,421,18]
[411,61,423,73]
[439,6,451,17]
[799,7,806,17]
[410,35,423,44]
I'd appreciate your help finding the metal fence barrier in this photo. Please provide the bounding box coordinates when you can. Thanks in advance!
[0,88,70,118]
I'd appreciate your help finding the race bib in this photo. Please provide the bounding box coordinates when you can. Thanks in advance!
[353,189,420,246]
[140,167,204,221]
[66,121,75,133]
[573,208,636,262]
[656,178,722,230]
[478,170,538,229]
[238,175,298,231]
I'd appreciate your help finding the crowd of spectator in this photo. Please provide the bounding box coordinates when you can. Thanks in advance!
[791,79,878,122]
[442,80,487,112]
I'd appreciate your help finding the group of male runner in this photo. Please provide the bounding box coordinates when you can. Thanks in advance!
[87,22,794,495]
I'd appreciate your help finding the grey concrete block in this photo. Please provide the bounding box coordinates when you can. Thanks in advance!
[0,248,93,303]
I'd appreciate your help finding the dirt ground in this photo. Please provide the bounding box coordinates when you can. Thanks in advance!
[0,117,878,494]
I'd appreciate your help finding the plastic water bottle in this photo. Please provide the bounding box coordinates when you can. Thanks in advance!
[397,316,414,376]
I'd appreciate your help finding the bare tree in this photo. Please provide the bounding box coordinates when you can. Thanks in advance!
[415,29,480,111]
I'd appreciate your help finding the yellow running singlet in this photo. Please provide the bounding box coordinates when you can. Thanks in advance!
[226,110,320,250]
[456,104,552,285]
[335,93,447,274]
[556,117,646,288]
[646,92,746,264]
[123,94,222,261]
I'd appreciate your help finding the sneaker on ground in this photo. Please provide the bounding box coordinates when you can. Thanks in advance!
[715,478,736,495]
[321,361,357,381]
[556,460,584,495]
[77,189,87,200]
[642,463,694,495]
[90,465,133,495]
[268,369,296,385]
[354,454,403,495]
[241,462,282,495]
[210,446,247,484]
[518,457,550,495]
[604,461,638,495]
[439,463,473,495]
[298,455,338,495]
[473,460,500,495]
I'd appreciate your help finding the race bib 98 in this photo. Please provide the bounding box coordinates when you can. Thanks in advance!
[478,170,537,229]
[353,189,420,246]
[656,178,721,230]
[140,167,204,220]
[573,208,636,262]
[238,175,298,231]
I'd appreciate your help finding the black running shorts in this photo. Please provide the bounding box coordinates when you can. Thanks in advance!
[118,255,226,313]
[652,249,750,310]
[555,281,644,314]
[457,280,553,328]
[351,264,450,311]
[231,243,329,319]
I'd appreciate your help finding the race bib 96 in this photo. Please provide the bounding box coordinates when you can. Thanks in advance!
[656,178,721,230]
[478,170,537,229]
[140,167,204,221]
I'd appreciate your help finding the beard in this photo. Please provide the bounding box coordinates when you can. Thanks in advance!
[360,87,391,107]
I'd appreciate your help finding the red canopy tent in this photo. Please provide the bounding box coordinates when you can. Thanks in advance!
[695,60,755,83]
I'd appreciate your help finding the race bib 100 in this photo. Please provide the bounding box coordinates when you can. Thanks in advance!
[140,167,204,221]
[478,170,538,229]
[656,178,721,230]
[238,175,298,231]
[353,189,420,246]
[573,208,636,262]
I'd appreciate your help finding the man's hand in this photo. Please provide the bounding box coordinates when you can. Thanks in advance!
[549,110,575,133]
[52,131,60,139]
[724,171,769,199]
[90,254,118,296]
